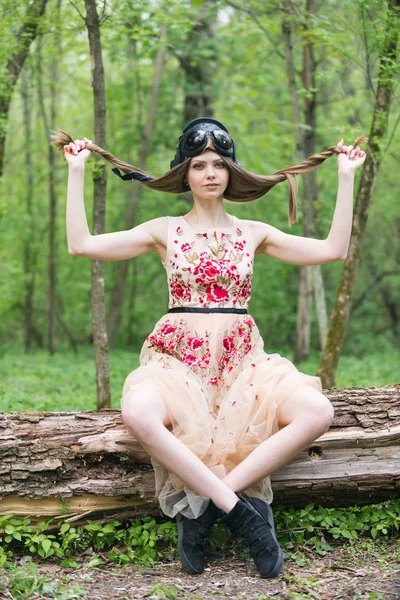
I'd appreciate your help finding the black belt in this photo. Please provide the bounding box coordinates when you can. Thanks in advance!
[168,307,247,314]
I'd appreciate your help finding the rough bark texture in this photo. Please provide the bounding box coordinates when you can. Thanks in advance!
[0,0,48,180]
[318,0,400,388]
[107,22,168,344]
[282,0,328,361]
[0,386,398,519]
[37,5,61,356]
[21,69,35,353]
[313,265,328,350]
[84,0,110,409]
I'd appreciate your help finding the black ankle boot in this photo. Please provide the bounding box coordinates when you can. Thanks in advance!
[221,497,284,578]
[237,492,276,526]
[176,500,222,574]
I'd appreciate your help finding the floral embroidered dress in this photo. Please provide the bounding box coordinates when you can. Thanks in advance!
[121,215,321,519]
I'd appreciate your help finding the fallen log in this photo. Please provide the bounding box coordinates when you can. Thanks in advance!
[0,385,399,521]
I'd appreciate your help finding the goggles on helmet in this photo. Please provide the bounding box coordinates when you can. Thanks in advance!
[170,118,238,168]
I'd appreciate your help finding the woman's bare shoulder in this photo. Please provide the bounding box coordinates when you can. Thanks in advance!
[139,217,169,259]
[246,219,274,250]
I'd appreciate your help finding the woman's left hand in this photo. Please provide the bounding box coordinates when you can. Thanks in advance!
[337,139,366,175]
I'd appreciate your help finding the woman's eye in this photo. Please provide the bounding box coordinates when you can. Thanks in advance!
[193,164,203,169]
[216,162,225,168]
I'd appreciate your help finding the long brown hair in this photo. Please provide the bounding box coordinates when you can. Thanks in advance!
[51,130,367,225]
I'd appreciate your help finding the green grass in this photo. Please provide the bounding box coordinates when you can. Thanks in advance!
[0,345,399,413]
[0,346,140,412]
[297,350,400,388]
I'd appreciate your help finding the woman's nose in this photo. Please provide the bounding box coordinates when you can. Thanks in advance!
[205,167,216,178]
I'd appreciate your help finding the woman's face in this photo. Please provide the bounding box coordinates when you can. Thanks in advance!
[187,150,229,200]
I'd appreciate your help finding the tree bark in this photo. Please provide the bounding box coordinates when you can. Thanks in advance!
[294,266,313,359]
[36,2,61,356]
[318,0,400,388]
[313,265,328,350]
[107,22,168,344]
[282,0,328,361]
[0,0,48,182]
[21,69,35,353]
[0,386,398,519]
[84,0,110,409]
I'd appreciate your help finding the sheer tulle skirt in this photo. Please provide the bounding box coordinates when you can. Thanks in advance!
[121,313,321,519]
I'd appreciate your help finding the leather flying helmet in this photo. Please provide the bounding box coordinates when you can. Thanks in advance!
[170,118,239,168]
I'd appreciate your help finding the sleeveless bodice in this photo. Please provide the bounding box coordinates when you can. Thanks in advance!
[164,216,254,309]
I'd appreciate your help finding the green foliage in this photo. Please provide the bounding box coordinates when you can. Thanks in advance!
[0,562,86,599]
[0,501,398,571]
[0,0,398,360]
[274,501,400,553]
[0,514,178,568]
[149,582,184,599]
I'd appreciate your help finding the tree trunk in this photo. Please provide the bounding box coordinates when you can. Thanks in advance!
[47,16,59,357]
[21,69,35,353]
[294,266,313,360]
[178,0,218,122]
[318,0,400,388]
[0,385,398,520]
[84,0,110,409]
[282,0,328,361]
[0,0,48,182]
[107,22,168,344]
[313,264,328,350]
[36,3,61,356]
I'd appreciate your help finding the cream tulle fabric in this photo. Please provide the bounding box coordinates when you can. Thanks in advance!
[121,216,321,519]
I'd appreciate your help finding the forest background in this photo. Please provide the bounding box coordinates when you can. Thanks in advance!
[0,0,399,411]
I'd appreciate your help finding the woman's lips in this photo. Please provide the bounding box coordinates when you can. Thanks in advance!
[205,184,219,189]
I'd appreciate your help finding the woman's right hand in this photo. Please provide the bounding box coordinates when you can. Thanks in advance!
[64,137,92,167]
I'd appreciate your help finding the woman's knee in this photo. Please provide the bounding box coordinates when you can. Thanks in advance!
[121,388,169,440]
[312,395,335,432]
[278,387,334,433]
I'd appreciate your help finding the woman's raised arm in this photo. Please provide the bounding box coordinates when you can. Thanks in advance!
[252,141,366,266]
[65,138,167,261]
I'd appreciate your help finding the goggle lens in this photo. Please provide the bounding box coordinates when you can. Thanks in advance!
[213,130,232,149]
[183,129,233,153]
[184,130,206,150]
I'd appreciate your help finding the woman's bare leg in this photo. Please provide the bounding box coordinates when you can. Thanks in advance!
[121,385,239,514]
[222,386,334,493]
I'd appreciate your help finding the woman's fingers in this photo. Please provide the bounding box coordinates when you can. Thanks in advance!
[64,142,77,155]
[339,142,366,160]
[74,139,87,152]
[63,138,92,164]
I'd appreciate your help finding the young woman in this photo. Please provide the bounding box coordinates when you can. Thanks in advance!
[59,118,366,578]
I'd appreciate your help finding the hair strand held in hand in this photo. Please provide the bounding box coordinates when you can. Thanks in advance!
[51,130,368,225]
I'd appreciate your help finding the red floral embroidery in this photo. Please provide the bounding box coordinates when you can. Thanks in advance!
[160,323,178,336]
[170,273,192,305]
[187,336,204,350]
[193,260,222,282]
[223,336,235,354]
[206,283,230,303]
[166,220,253,309]
[218,318,254,374]
[147,319,211,373]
